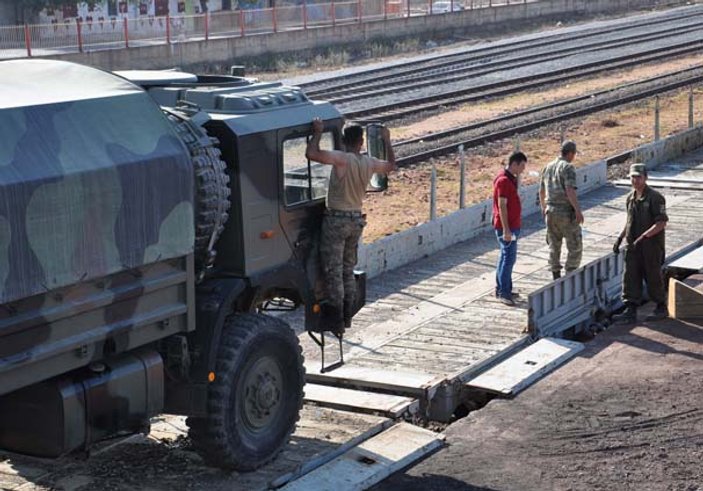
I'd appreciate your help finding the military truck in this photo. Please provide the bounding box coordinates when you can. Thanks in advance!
[0,60,369,470]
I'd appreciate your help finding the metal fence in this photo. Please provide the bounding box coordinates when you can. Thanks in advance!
[0,0,534,58]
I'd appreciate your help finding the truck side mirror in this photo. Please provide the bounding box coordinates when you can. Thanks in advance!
[366,122,388,193]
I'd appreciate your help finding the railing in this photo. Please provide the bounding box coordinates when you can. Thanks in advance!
[0,0,535,59]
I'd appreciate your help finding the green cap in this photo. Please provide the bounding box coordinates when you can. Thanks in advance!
[628,163,647,177]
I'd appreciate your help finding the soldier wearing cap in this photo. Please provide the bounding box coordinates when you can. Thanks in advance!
[612,163,668,323]
[306,118,396,331]
[539,140,584,279]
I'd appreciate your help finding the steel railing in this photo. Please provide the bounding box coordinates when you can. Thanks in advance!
[0,0,537,58]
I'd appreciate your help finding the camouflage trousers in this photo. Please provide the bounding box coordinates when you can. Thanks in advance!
[546,212,582,273]
[320,213,366,312]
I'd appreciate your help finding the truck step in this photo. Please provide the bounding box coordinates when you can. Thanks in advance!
[304,384,419,418]
[465,337,584,396]
[279,422,444,491]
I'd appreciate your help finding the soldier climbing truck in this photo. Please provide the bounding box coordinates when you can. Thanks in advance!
[0,59,374,470]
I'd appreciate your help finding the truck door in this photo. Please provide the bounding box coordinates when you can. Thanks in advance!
[277,124,337,264]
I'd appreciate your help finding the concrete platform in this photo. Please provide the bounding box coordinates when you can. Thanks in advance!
[372,309,703,491]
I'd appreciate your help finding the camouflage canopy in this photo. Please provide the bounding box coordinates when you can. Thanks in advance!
[0,60,194,304]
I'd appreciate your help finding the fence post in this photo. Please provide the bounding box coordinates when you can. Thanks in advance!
[240,9,245,36]
[450,0,454,13]
[204,12,209,41]
[303,0,308,29]
[430,162,437,221]
[358,0,362,23]
[331,0,336,26]
[166,14,171,43]
[654,95,660,141]
[689,86,694,129]
[272,1,277,32]
[123,17,129,48]
[429,0,433,14]
[24,23,32,57]
[76,18,83,53]
[459,145,466,209]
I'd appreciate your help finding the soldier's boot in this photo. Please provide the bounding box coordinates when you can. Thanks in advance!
[552,270,561,280]
[645,303,668,321]
[612,304,637,324]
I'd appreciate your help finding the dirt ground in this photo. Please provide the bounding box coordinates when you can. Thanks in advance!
[372,310,703,491]
[362,54,703,242]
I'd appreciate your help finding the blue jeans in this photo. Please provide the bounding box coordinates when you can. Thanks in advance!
[495,228,520,299]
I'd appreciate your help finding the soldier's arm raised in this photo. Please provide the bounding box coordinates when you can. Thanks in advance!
[305,118,348,168]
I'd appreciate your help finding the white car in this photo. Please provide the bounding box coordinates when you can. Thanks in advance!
[431,1,464,13]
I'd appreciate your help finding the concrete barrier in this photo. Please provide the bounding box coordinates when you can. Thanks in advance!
[358,124,703,278]
[633,124,703,169]
[46,0,687,71]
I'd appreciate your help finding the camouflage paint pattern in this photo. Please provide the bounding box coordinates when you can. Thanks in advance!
[0,68,194,305]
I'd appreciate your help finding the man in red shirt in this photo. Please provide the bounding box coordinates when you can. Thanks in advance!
[492,151,528,306]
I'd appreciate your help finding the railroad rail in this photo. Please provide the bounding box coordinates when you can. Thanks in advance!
[340,38,703,121]
[299,5,703,95]
[306,14,703,101]
[392,65,703,165]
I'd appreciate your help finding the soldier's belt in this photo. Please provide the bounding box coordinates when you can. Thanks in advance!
[326,209,364,218]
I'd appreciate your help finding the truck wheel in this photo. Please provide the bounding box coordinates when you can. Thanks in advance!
[189,313,304,471]
[164,110,230,275]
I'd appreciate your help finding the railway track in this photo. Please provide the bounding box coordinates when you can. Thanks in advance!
[310,17,703,103]
[393,65,703,166]
[299,6,703,96]
[342,38,703,122]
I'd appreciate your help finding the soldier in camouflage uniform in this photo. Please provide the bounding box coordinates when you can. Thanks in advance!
[539,140,585,280]
[612,163,668,324]
[306,118,396,331]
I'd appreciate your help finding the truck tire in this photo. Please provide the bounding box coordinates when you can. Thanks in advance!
[165,110,230,275]
[188,313,305,471]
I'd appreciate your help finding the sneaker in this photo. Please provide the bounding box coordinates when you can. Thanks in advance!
[645,304,668,321]
[498,296,516,307]
[612,305,637,324]
[495,290,520,298]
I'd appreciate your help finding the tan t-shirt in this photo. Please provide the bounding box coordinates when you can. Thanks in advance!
[326,153,376,211]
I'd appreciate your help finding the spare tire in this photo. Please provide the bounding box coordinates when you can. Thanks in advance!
[165,109,230,276]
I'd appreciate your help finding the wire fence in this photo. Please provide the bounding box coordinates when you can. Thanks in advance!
[0,0,535,58]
